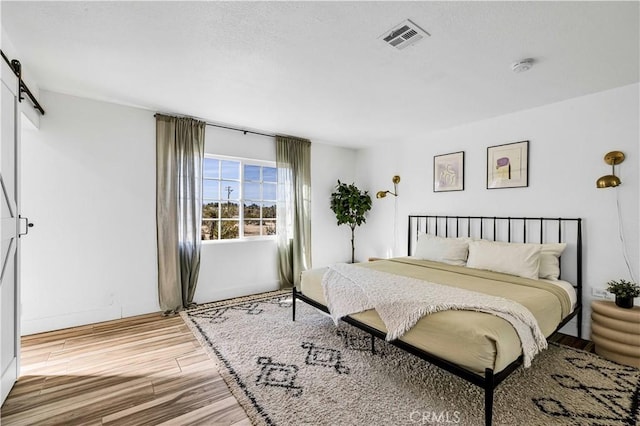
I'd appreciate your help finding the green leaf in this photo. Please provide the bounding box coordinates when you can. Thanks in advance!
[329,180,373,262]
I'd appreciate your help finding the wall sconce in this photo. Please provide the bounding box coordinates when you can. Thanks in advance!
[376,175,401,198]
[596,151,625,188]
[594,150,636,283]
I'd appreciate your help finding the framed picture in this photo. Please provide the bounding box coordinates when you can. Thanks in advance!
[487,141,529,189]
[433,151,464,192]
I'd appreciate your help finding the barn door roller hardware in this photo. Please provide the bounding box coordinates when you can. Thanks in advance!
[1,49,45,115]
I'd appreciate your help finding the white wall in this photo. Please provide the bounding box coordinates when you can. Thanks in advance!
[21,91,158,334]
[21,92,358,333]
[311,143,358,266]
[356,83,640,337]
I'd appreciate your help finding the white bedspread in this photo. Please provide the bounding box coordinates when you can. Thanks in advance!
[321,263,547,367]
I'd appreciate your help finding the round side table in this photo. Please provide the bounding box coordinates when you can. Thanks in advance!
[591,300,640,368]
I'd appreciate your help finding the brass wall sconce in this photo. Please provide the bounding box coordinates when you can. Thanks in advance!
[376,175,401,198]
[596,151,625,188]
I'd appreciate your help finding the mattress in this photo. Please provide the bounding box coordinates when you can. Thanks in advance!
[300,257,574,375]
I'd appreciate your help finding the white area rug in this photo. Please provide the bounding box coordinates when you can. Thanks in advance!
[182,291,639,426]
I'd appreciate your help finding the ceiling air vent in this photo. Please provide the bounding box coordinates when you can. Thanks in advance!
[380,19,430,50]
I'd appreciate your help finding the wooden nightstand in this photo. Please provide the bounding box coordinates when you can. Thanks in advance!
[591,300,640,368]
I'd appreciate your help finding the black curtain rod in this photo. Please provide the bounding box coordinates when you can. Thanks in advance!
[206,122,275,138]
[154,113,275,138]
[0,50,45,115]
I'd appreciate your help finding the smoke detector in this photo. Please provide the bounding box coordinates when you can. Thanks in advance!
[380,19,430,50]
[511,58,534,73]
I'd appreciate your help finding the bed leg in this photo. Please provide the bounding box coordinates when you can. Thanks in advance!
[577,309,583,339]
[292,287,296,322]
[484,368,494,426]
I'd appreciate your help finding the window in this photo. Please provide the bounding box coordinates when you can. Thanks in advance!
[202,155,277,241]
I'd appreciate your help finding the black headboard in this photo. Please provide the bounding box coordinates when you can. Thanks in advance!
[408,215,583,314]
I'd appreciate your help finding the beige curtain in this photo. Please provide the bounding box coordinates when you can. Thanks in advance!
[276,135,312,289]
[156,114,206,312]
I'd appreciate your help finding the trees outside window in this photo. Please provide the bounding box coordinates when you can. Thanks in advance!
[202,156,277,241]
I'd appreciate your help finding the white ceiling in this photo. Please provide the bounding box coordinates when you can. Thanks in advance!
[2,1,639,148]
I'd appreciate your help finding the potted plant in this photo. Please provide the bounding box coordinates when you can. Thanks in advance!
[330,180,372,263]
[606,279,640,309]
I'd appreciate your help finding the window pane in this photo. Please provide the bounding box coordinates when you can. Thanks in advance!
[244,182,261,200]
[244,220,261,237]
[263,202,276,218]
[263,183,276,200]
[263,220,276,235]
[220,201,239,219]
[203,179,219,199]
[202,220,218,240]
[204,158,219,179]
[203,202,219,218]
[220,221,239,239]
[263,167,277,183]
[244,202,260,219]
[244,165,261,181]
[220,180,240,200]
[221,160,240,180]
[201,156,276,241]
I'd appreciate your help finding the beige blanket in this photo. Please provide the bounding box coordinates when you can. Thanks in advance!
[322,263,547,367]
[301,258,572,374]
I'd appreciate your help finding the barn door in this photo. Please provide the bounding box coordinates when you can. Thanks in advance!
[0,57,20,405]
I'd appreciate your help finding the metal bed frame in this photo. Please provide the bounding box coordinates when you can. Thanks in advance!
[292,215,582,426]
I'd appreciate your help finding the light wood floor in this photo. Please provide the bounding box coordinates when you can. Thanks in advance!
[0,313,251,426]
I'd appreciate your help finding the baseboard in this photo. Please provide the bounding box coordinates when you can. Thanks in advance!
[21,306,124,336]
[21,282,278,335]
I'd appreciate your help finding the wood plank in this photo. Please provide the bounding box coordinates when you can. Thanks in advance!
[1,312,251,425]
[20,324,94,345]
[155,395,248,426]
[2,378,154,425]
[549,332,596,352]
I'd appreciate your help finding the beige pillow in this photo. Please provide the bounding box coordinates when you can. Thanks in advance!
[539,243,567,280]
[414,233,469,266]
[466,240,541,280]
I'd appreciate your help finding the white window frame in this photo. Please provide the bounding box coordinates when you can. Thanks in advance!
[202,154,277,243]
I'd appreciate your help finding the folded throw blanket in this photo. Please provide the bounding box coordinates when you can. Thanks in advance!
[321,263,547,368]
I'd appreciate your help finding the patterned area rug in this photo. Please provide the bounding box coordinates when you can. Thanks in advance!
[182,291,639,426]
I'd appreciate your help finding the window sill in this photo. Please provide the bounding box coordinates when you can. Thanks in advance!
[201,237,276,245]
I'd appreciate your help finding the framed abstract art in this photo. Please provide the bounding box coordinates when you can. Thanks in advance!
[433,151,464,192]
[487,141,529,189]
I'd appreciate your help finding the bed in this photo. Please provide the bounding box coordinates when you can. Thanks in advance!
[292,215,582,426]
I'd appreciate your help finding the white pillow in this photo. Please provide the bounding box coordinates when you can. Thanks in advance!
[414,233,469,266]
[539,243,567,280]
[466,240,541,280]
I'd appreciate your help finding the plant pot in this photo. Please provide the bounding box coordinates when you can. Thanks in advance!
[615,296,634,309]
